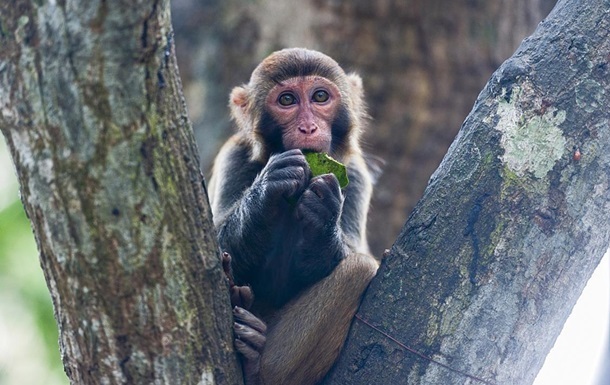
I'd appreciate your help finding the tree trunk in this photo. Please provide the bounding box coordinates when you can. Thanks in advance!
[324,0,610,384]
[0,1,242,384]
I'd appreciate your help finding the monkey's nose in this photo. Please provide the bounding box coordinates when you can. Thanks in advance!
[298,124,318,134]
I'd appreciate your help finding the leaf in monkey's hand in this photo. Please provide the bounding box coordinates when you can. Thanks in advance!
[304,152,349,188]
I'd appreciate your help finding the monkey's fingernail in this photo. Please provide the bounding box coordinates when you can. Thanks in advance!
[234,322,245,331]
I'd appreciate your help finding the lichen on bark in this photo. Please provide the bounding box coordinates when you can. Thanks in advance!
[496,83,567,179]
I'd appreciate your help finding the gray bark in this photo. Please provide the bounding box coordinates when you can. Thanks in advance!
[0,1,242,384]
[324,0,610,384]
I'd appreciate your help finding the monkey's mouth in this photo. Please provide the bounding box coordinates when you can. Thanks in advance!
[300,147,323,153]
[283,127,332,154]
[295,139,331,154]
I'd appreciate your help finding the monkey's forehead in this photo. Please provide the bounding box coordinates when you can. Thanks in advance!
[270,75,336,88]
[251,48,347,86]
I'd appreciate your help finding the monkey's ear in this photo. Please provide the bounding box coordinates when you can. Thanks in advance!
[346,73,363,95]
[229,85,252,131]
[346,73,365,109]
[230,86,249,108]
[344,73,368,153]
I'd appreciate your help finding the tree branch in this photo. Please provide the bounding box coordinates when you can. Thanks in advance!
[325,0,610,383]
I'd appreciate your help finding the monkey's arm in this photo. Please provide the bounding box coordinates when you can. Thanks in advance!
[266,153,374,306]
[291,174,347,287]
[260,252,379,385]
[283,153,374,299]
[340,155,375,254]
[208,136,263,225]
[208,137,266,281]
[209,137,311,284]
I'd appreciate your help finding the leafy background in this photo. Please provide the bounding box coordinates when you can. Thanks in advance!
[0,138,66,385]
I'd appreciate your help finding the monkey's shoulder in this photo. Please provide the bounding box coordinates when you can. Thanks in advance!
[209,135,264,218]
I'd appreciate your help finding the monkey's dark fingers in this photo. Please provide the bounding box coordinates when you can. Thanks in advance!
[266,151,311,177]
[221,252,236,285]
[229,286,242,307]
[235,339,261,362]
[235,339,263,385]
[265,168,311,203]
[233,306,267,334]
[269,148,304,161]
[296,194,334,225]
[230,285,254,310]
[239,286,255,310]
[296,179,343,224]
[308,174,343,201]
[234,321,266,351]
[266,165,308,183]
[267,148,305,166]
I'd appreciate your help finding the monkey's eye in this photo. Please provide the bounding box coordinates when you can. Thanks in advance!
[312,90,330,103]
[278,93,297,106]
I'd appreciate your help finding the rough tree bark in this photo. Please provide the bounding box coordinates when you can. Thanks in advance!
[0,1,242,384]
[324,0,610,384]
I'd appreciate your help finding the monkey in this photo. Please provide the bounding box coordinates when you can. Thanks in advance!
[208,48,379,385]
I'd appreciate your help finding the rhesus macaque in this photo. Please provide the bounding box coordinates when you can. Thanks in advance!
[208,48,379,385]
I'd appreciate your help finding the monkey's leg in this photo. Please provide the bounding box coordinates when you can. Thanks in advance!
[234,307,267,385]
[260,253,378,385]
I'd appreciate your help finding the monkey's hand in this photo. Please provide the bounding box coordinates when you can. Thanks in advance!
[234,307,267,385]
[218,149,311,276]
[255,149,311,215]
[222,252,255,310]
[294,174,347,283]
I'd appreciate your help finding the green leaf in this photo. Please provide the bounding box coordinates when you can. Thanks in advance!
[304,152,349,188]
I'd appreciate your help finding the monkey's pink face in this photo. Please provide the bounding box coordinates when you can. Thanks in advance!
[265,76,342,154]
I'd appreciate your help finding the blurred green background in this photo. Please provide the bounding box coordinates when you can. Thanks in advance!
[0,137,67,385]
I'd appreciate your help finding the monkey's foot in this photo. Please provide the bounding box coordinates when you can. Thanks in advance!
[234,306,267,385]
[222,252,255,309]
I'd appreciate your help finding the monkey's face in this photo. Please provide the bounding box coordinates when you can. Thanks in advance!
[263,76,342,154]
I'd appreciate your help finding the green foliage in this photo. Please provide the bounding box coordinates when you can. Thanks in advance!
[0,140,67,385]
[0,200,57,350]
[304,152,349,188]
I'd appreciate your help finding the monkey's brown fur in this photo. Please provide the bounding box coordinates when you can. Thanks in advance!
[260,253,377,383]
[209,48,378,385]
